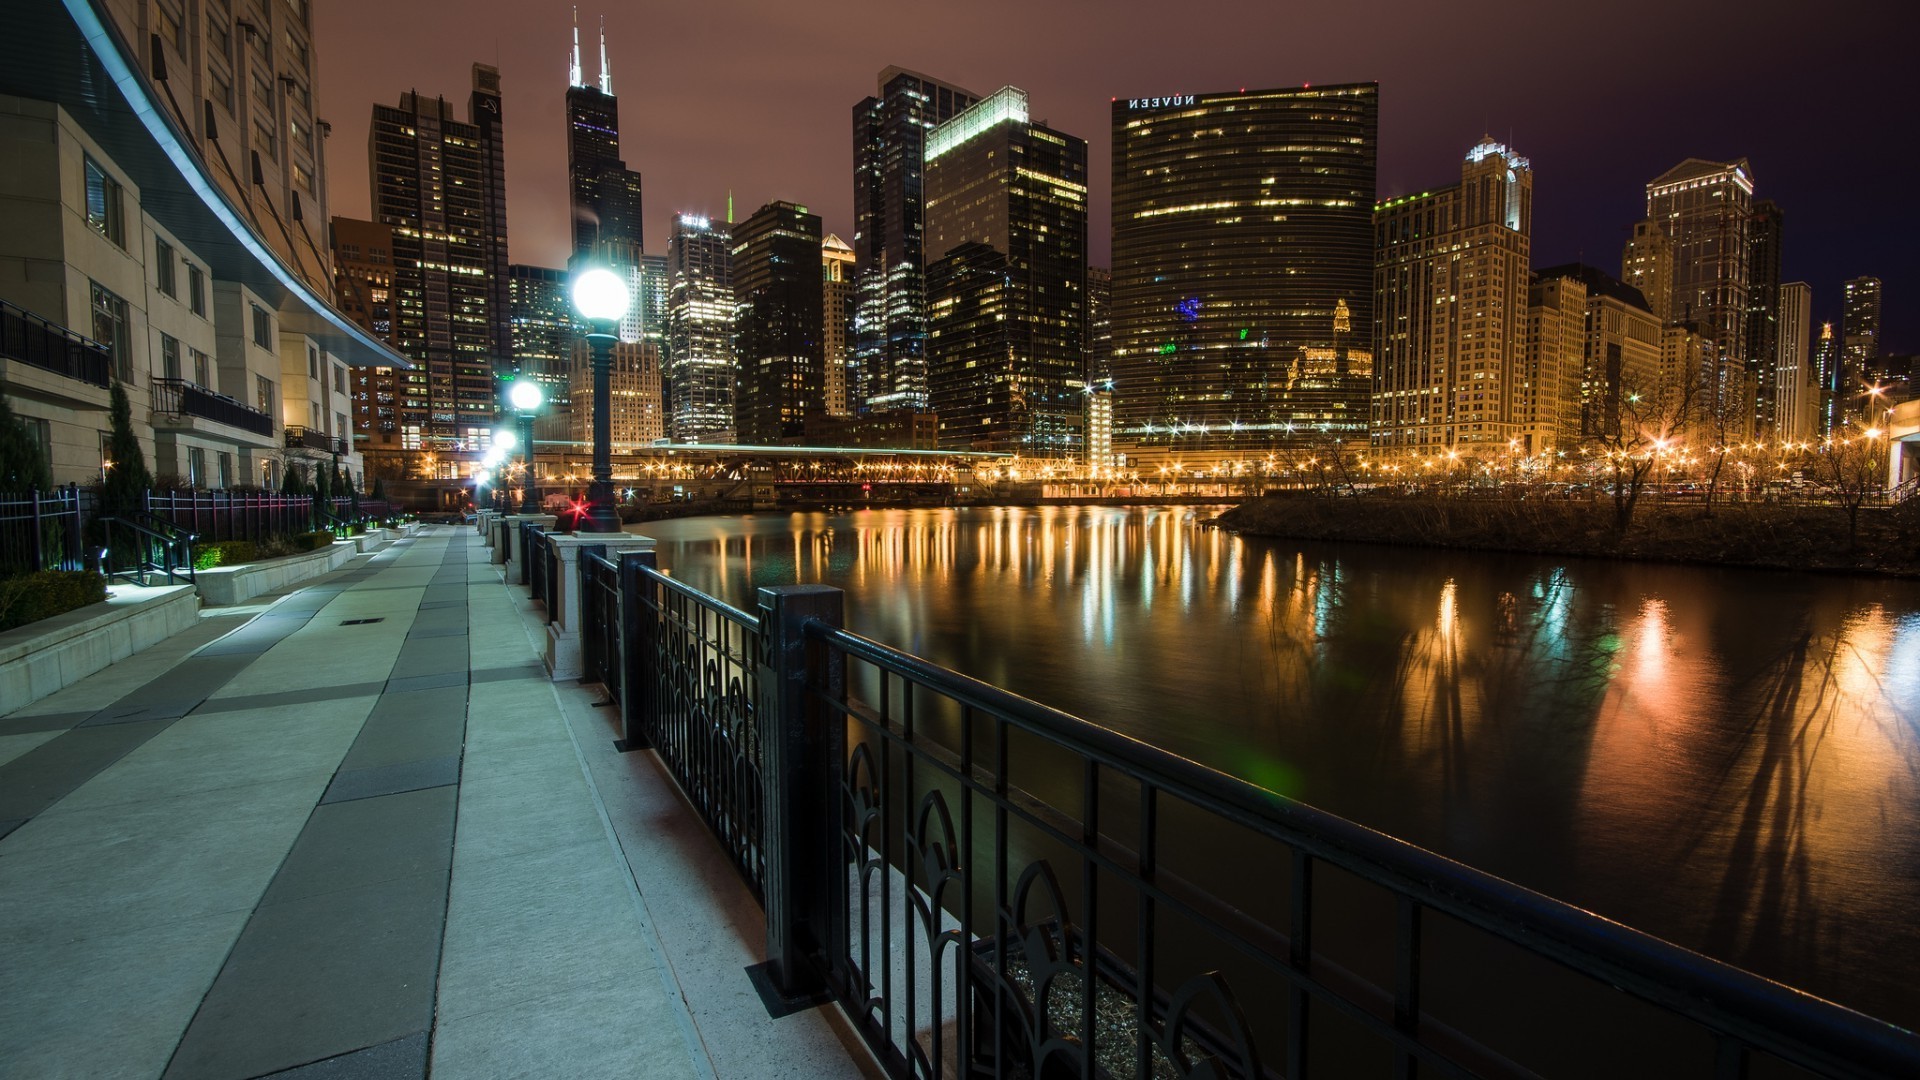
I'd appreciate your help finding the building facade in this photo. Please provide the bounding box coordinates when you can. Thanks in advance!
[1773,281,1816,442]
[1621,220,1673,325]
[1535,265,1663,439]
[1645,158,1754,431]
[851,67,980,413]
[368,67,511,461]
[1373,138,1534,454]
[1844,275,1884,391]
[1109,83,1378,466]
[822,235,855,418]
[730,202,824,444]
[506,264,574,444]
[568,338,663,452]
[1746,199,1784,435]
[923,87,1088,458]
[1525,273,1589,453]
[665,214,734,442]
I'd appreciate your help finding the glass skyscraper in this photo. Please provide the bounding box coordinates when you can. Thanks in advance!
[665,215,735,443]
[1109,83,1378,465]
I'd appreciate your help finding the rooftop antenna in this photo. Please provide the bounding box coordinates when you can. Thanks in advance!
[568,7,582,88]
[598,16,611,95]
[727,189,734,224]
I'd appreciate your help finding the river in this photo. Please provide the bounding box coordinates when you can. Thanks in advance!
[633,504,1920,1031]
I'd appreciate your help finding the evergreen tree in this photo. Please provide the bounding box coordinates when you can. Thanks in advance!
[0,397,53,494]
[313,461,332,512]
[101,382,152,517]
[281,460,305,496]
[371,476,386,501]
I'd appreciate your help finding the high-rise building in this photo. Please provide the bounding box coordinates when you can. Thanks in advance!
[1525,273,1589,453]
[638,254,669,348]
[1646,158,1754,428]
[1373,138,1534,453]
[569,339,664,451]
[1773,282,1817,442]
[731,202,824,444]
[665,214,735,442]
[565,15,641,261]
[923,87,1088,457]
[851,67,981,412]
[507,265,575,442]
[368,65,512,453]
[1086,267,1115,467]
[1621,220,1674,324]
[331,218,406,453]
[1813,322,1842,435]
[822,235,856,417]
[1110,83,1378,465]
[1535,265,1663,438]
[1844,276,1884,389]
[1746,200,1784,434]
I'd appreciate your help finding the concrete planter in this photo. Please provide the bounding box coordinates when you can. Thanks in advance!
[0,584,200,712]
[196,541,359,607]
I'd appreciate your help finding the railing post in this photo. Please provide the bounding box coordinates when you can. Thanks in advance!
[579,543,606,685]
[755,584,845,1002]
[616,549,657,750]
[29,486,44,571]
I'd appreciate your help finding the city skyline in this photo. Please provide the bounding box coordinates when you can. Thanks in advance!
[313,0,1914,353]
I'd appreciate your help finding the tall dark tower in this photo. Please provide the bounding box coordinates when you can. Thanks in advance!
[471,65,511,371]
[1110,83,1378,465]
[566,13,644,270]
[850,67,979,413]
[731,202,824,444]
[1747,199,1784,435]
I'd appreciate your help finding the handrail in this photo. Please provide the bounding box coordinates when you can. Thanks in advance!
[804,620,1920,1078]
[638,563,760,630]
[99,514,195,586]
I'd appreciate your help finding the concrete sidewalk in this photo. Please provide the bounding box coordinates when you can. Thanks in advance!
[0,527,876,1079]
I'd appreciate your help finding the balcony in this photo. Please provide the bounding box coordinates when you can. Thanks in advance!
[0,297,110,387]
[284,426,349,455]
[150,377,274,437]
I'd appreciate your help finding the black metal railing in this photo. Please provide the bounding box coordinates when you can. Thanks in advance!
[98,514,194,586]
[539,534,1920,1080]
[0,298,110,387]
[0,484,92,575]
[284,426,349,454]
[150,377,273,436]
[580,548,624,706]
[525,523,549,608]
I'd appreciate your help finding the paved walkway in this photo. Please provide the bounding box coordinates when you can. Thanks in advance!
[0,528,876,1079]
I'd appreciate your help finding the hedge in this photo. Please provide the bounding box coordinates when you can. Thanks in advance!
[290,530,338,552]
[194,540,259,570]
[0,570,109,633]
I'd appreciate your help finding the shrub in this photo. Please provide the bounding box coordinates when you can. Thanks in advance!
[0,570,109,632]
[193,540,259,570]
[290,530,337,552]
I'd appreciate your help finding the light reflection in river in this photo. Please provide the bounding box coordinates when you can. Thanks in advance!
[637,505,1920,1028]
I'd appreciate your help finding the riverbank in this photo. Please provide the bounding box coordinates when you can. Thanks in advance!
[1213,494,1920,577]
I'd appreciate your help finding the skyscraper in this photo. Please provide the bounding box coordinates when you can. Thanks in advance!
[565,14,646,343]
[731,202,824,444]
[1621,220,1674,324]
[1646,158,1754,427]
[1373,138,1534,453]
[1746,200,1784,435]
[1086,267,1115,467]
[368,65,511,453]
[1534,265,1663,438]
[507,264,575,430]
[822,235,856,417]
[1110,83,1378,465]
[1773,282,1816,442]
[923,87,1088,457]
[665,214,734,442]
[1844,276,1884,389]
[331,218,404,456]
[851,67,980,413]
[1526,272,1589,453]
[1813,322,1841,435]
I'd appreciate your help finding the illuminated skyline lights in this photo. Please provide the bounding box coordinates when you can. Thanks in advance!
[665,214,736,442]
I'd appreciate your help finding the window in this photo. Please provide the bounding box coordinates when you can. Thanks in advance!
[335,411,348,438]
[210,70,234,114]
[283,29,308,70]
[253,118,277,164]
[155,238,177,297]
[291,161,313,194]
[255,375,275,416]
[188,446,207,487]
[84,157,124,247]
[251,70,273,112]
[333,366,346,394]
[160,333,181,380]
[189,265,207,316]
[251,304,273,347]
[157,0,186,53]
[218,451,233,489]
[310,402,322,429]
[191,347,212,387]
[288,115,311,153]
[307,345,318,379]
[206,12,231,60]
[90,281,130,381]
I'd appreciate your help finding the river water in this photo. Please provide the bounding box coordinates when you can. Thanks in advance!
[635,504,1920,1030]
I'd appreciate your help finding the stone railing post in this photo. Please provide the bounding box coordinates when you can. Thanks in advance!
[755,584,845,1005]
[615,548,658,751]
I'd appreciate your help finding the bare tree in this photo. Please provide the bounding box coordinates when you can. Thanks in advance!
[1583,373,1701,533]
[1804,423,1890,550]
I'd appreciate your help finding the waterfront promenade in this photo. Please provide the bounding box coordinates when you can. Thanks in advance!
[0,527,875,1079]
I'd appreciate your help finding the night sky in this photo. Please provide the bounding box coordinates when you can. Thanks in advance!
[316,0,1915,351]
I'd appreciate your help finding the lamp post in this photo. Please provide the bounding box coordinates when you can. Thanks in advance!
[570,267,628,533]
[508,377,544,513]
[491,428,518,512]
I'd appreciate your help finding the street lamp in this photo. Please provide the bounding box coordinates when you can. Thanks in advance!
[570,267,628,533]
[508,377,544,513]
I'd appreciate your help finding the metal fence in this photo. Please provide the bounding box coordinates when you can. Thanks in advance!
[142,491,397,543]
[538,531,1920,1080]
[0,484,91,575]
[149,377,274,436]
[0,298,110,387]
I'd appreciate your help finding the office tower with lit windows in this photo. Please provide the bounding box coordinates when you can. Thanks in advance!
[923,87,1088,457]
[822,236,856,417]
[507,264,575,439]
[639,254,669,347]
[569,339,664,450]
[1645,158,1754,429]
[731,202,824,444]
[1773,282,1816,442]
[331,218,404,453]
[1086,267,1115,466]
[665,214,735,442]
[1746,200,1784,433]
[367,64,511,453]
[851,67,981,412]
[1621,220,1674,324]
[1373,137,1534,454]
[1844,276,1884,388]
[1813,322,1841,434]
[1109,83,1377,465]
[1535,264,1663,438]
[565,16,641,262]
[1526,272,1588,453]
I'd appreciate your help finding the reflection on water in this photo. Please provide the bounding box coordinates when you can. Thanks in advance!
[640,505,1920,1027]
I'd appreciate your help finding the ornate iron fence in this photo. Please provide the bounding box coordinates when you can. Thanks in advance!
[0,484,91,574]
[559,562,1920,1079]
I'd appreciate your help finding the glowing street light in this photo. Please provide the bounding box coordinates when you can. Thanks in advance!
[570,267,629,532]
[506,377,545,513]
